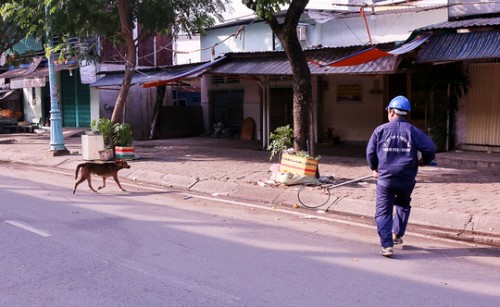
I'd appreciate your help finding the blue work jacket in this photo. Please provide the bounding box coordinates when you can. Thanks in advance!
[366,118,436,187]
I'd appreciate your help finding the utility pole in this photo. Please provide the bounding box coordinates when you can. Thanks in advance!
[45,5,69,156]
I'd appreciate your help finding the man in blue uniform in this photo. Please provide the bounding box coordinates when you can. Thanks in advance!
[366,96,436,257]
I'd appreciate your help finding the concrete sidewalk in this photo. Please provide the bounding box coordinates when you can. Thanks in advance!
[1,130,500,247]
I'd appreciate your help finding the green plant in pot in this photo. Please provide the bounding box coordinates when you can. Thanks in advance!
[90,118,114,160]
[90,117,112,148]
[112,122,133,146]
[268,125,320,178]
[267,125,293,161]
[113,122,135,159]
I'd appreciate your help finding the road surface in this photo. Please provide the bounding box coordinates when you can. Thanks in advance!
[1,162,499,306]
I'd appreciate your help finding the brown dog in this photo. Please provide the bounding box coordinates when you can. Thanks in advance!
[73,159,131,194]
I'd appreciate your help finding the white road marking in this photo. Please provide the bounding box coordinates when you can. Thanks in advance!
[4,220,51,237]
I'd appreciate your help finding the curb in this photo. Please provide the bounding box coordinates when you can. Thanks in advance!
[2,136,500,248]
[125,170,500,248]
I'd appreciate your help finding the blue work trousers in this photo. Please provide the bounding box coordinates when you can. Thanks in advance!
[375,183,415,248]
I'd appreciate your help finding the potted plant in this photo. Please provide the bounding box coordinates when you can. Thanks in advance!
[90,118,112,147]
[113,122,135,159]
[267,125,293,161]
[268,125,320,177]
[90,118,114,160]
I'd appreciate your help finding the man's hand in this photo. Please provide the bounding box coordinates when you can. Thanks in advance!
[372,170,378,178]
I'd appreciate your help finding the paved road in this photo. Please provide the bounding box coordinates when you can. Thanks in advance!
[1,164,500,306]
[1,133,500,247]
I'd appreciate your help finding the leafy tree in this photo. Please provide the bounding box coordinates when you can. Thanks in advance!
[1,0,227,125]
[243,0,314,155]
[0,15,26,56]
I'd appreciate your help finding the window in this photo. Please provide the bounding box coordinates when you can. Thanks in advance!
[212,75,239,84]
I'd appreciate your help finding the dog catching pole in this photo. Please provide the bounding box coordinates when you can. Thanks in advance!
[297,175,373,209]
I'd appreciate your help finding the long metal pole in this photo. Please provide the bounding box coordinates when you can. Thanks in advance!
[45,6,69,155]
[325,175,373,189]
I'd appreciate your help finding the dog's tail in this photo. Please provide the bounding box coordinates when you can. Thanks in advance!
[75,163,84,179]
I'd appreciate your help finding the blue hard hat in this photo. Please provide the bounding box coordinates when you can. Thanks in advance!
[386,95,411,114]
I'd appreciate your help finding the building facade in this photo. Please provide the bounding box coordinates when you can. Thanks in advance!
[198,2,448,148]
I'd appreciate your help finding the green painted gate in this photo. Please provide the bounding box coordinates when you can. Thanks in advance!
[60,69,91,127]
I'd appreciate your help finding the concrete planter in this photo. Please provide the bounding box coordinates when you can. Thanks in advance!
[99,149,114,161]
[81,135,105,160]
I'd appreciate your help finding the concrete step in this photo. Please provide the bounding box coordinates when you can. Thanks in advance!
[436,151,500,170]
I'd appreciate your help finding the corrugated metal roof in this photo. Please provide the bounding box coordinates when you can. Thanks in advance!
[93,42,413,87]
[306,33,430,68]
[420,17,500,30]
[142,57,227,88]
[0,59,78,79]
[91,61,220,87]
[211,47,399,75]
[9,37,44,55]
[417,30,500,63]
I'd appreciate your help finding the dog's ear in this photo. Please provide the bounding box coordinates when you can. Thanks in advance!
[116,159,129,165]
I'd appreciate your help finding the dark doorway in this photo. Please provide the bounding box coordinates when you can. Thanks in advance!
[211,89,244,137]
[269,87,293,132]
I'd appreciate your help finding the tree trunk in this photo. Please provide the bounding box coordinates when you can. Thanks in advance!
[111,0,136,125]
[267,0,315,156]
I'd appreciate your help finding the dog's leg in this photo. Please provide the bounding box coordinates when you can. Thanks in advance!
[98,177,106,190]
[73,177,85,194]
[112,174,127,192]
[87,175,97,193]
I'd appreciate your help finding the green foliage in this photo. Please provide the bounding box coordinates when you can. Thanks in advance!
[1,0,228,123]
[1,1,47,39]
[0,15,27,55]
[267,125,293,161]
[296,151,321,160]
[89,118,133,147]
[242,0,292,20]
[112,122,134,147]
[0,0,228,61]
[1,0,228,42]
[90,117,112,148]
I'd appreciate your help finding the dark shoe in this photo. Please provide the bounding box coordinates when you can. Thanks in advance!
[393,234,403,245]
[380,247,394,257]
